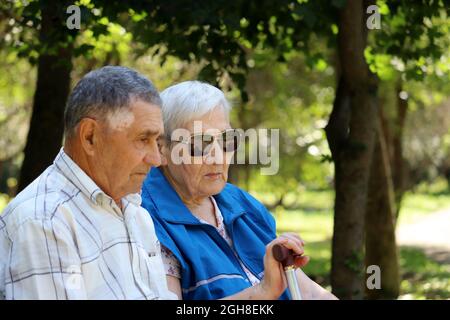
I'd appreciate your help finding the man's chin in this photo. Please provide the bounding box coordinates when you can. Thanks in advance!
[127,175,147,192]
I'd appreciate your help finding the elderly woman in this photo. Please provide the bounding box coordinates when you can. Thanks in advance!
[141,81,337,300]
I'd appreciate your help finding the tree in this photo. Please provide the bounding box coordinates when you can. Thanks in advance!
[365,112,400,299]
[8,0,127,191]
[325,0,378,299]
[8,0,77,191]
[363,0,449,299]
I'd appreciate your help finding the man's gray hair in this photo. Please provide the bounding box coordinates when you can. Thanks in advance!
[160,81,231,138]
[64,65,161,138]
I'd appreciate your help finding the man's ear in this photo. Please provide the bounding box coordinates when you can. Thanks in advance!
[78,118,100,156]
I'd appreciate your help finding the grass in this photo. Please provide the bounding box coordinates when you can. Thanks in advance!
[398,247,450,300]
[398,191,450,224]
[274,184,450,299]
[398,178,450,225]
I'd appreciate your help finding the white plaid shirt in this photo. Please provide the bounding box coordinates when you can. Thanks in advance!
[0,149,176,300]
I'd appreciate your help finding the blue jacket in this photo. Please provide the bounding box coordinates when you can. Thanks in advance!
[141,167,290,300]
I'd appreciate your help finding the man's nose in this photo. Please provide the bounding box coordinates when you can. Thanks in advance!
[143,142,162,167]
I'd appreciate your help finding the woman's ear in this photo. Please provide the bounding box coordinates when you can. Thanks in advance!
[78,118,99,156]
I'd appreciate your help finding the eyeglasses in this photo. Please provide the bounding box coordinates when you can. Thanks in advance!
[171,128,242,157]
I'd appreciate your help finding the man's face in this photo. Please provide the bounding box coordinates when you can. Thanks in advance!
[93,99,163,201]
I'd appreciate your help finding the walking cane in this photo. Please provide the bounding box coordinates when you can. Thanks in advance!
[272,244,303,300]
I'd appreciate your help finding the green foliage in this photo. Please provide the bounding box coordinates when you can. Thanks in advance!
[0,50,35,159]
[0,0,448,198]
[88,0,339,99]
[229,49,335,197]
[0,0,134,66]
[368,0,450,81]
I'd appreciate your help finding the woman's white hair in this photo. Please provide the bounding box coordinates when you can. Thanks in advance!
[160,81,231,138]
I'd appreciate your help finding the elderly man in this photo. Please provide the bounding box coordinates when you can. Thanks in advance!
[0,66,176,300]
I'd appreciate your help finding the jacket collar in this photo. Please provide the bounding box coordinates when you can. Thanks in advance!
[143,167,245,225]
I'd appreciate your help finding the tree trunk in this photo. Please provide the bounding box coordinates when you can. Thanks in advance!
[325,0,378,299]
[446,168,450,192]
[18,0,74,192]
[365,111,400,299]
[392,82,408,220]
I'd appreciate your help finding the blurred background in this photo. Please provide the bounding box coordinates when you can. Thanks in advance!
[0,0,449,299]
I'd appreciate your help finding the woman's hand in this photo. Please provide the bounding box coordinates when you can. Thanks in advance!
[258,233,310,299]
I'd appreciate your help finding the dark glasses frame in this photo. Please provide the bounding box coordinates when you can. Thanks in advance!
[170,128,242,157]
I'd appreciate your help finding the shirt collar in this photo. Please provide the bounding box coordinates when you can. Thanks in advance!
[142,167,245,225]
[123,193,142,207]
[54,148,142,207]
[209,196,224,225]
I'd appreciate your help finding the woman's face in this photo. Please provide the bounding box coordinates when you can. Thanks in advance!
[162,106,235,200]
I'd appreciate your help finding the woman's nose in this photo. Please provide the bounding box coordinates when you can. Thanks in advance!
[204,140,225,165]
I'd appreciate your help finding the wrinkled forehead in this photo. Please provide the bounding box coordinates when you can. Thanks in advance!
[107,108,136,131]
[105,101,163,135]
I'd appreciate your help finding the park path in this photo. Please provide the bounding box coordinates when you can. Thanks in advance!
[396,208,450,264]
